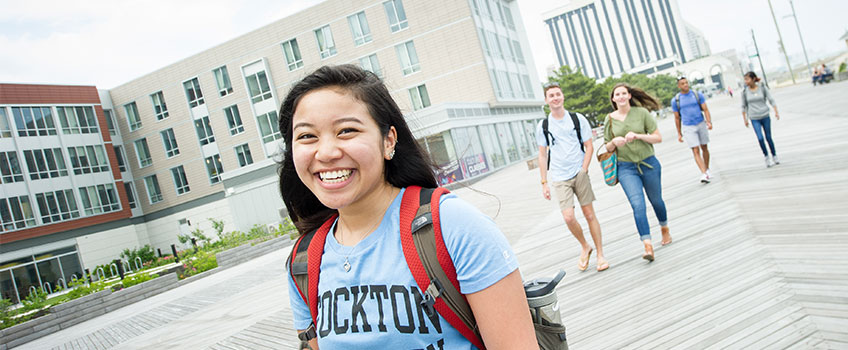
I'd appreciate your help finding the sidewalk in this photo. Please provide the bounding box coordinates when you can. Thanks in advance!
[14,81,848,349]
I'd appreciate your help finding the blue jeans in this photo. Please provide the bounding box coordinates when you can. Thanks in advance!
[750,117,776,156]
[617,155,668,241]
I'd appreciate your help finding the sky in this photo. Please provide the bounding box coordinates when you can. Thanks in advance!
[1,0,846,89]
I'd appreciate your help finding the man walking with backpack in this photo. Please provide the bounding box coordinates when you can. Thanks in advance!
[672,76,713,183]
[536,82,608,272]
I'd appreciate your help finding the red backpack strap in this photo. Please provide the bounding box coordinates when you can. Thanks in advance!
[400,186,485,349]
[288,214,337,341]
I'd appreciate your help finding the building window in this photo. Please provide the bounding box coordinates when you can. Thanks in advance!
[487,31,502,59]
[35,189,80,224]
[408,84,431,110]
[161,128,180,158]
[235,144,253,167]
[314,25,337,59]
[384,0,408,32]
[134,138,153,168]
[194,116,215,145]
[205,154,224,184]
[522,75,534,99]
[395,41,420,75]
[213,66,234,97]
[512,40,525,64]
[57,106,99,134]
[499,35,513,61]
[183,77,205,108]
[104,109,117,136]
[256,111,282,143]
[0,151,24,183]
[0,108,12,138]
[0,195,36,231]
[124,182,137,209]
[78,184,120,215]
[144,175,163,204]
[171,166,190,195]
[282,39,304,71]
[224,105,244,135]
[245,71,273,104]
[67,145,109,175]
[150,91,169,120]
[359,54,382,78]
[502,3,515,29]
[124,102,142,131]
[114,145,127,172]
[490,69,502,98]
[23,148,67,180]
[11,106,57,137]
[348,11,372,46]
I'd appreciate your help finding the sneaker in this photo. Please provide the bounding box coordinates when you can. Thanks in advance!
[772,155,780,165]
[700,173,710,183]
[765,156,774,168]
[705,169,712,180]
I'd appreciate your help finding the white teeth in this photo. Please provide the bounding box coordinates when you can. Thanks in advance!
[319,169,352,183]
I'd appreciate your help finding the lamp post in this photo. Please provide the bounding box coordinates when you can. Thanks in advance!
[751,29,769,88]
[767,0,795,84]
[784,0,812,79]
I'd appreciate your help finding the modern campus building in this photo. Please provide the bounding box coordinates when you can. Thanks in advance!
[1,0,545,303]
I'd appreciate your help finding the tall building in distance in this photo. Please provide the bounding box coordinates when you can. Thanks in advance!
[543,0,699,79]
[684,21,711,60]
[2,0,546,304]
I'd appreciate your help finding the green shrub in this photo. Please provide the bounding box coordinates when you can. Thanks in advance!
[120,273,158,289]
[839,62,846,73]
[0,298,31,330]
[210,218,225,239]
[21,289,48,312]
[120,245,157,266]
[179,250,218,279]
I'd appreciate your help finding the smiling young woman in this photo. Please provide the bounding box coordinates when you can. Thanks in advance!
[277,65,536,349]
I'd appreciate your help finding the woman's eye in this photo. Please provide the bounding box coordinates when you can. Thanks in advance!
[339,128,358,135]
[296,133,315,140]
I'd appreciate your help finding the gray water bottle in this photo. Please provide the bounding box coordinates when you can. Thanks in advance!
[524,270,568,350]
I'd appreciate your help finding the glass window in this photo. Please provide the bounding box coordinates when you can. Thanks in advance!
[0,108,11,138]
[512,40,525,64]
[490,70,503,98]
[256,111,282,143]
[113,145,127,172]
[245,71,273,104]
[150,91,169,120]
[0,195,36,231]
[281,39,304,71]
[314,25,337,59]
[496,122,519,162]
[408,84,431,110]
[213,66,234,96]
[384,0,408,32]
[522,75,534,99]
[478,29,490,56]
[0,151,25,183]
[359,54,382,78]
[161,128,180,158]
[57,106,98,134]
[144,175,163,204]
[395,41,420,75]
[194,116,215,145]
[499,35,513,61]
[510,72,523,99]
[124,182,137,209]
[511,121,532,158]
[11,106,57,137]
[171,166,190,195]
[502,2,515,29]
[183,78,205,108]
[348,11,372,46]
[487,31,502,59]
[478,124,506,168]
[124,102,142,131]
[134,138,152,168]
[103,109,117,136]
[67,146,109,175]
[78,184,120,215]
[235,143,253,167]
[205,154,224,184]
[23,148,67,180]
[35,189,79,224]
[224,105,244,135]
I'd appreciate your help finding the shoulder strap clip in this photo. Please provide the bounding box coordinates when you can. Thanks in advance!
[297,323,317,341]
[421,278,445,318]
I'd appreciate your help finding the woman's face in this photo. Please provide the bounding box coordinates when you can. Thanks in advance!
[612,86,631,108]
[291,87,396,210]
[744,75,754,86]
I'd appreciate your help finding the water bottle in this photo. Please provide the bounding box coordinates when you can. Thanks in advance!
[524,270,568,350]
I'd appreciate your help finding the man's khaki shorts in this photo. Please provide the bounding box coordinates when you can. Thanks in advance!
[552,170,596,210]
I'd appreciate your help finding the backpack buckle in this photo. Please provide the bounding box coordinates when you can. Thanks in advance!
[297,323,317,341]
[421,278,445,318]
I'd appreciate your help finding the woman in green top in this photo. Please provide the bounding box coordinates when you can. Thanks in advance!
[603,83,671,261]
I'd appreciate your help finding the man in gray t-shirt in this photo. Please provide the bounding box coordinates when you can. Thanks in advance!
[536,82,608,272]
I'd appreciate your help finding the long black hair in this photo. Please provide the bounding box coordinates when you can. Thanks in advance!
[278,65,437,235]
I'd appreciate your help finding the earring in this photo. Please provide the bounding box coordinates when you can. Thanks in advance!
[388,149,396,160]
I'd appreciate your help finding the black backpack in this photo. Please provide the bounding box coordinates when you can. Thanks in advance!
[542,111,583,169]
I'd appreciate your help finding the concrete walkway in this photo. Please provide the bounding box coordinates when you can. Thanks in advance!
[14,80,848,349]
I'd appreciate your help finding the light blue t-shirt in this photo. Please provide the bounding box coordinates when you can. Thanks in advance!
[671,91,705,125]
[287,188,519,349]
[535,111,592,181]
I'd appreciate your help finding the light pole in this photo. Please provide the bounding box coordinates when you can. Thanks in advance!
[767,0,795,84]
[785,0,812,79]
[751,29,769,88]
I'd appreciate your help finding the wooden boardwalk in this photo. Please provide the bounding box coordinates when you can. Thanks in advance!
[13,81,847,349]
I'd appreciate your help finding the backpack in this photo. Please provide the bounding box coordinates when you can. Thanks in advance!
[542,111,583,170]
[674,92,704,118]
[287,186,568,349]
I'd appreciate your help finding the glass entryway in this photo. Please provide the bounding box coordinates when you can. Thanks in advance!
[0,246,83,304]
